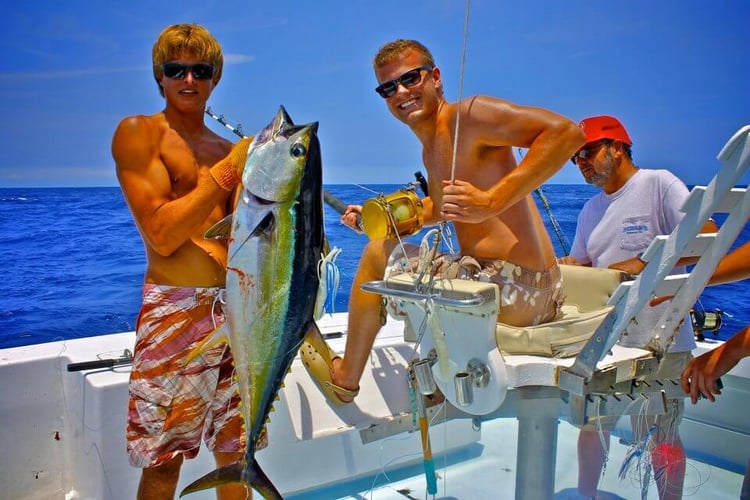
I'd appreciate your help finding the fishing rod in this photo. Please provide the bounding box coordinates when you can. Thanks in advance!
[535,185,570,256]
[67,349,133,372]
[205,107,364,230]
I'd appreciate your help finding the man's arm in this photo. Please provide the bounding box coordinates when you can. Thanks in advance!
[441,97,584,223]
[680,239,750,403]
[112,116,247,256]
[709,241,750,285]
[479,97,584,214]
[608,219,720,275]
[681,325,750,403]
[649,234,750,307]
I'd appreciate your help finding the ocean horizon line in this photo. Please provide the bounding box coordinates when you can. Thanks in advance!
[0,181,594,190]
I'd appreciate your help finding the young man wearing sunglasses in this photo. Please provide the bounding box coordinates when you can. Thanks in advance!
[112,24,252,500]
[559,115,718,500]
[302,38,585,406]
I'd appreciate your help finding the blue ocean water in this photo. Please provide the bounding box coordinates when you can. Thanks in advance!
[1,185,748,349]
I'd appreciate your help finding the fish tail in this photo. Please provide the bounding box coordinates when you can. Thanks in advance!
[179,461,244,497]
[247,459,284,500]
[179,459,282,499]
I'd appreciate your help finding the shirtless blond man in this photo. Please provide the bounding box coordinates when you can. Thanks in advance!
[112,24,251,500]
[303,39,585,404]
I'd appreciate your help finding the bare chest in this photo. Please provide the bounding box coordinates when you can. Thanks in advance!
[423,142,452,178]
[160,130,228,196]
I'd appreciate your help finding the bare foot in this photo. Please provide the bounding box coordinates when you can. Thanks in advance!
[330,357,358,403]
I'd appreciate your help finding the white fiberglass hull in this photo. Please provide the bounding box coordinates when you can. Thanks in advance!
[1,313,748,500]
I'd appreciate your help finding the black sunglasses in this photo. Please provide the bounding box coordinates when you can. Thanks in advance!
[375,65,433,99]
[161,62,215,80]
[570,140,612,165]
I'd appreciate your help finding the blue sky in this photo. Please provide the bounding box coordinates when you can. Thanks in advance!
[1,1,748,188]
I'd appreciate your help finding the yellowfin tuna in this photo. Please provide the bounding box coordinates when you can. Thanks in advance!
[181,106,324,499]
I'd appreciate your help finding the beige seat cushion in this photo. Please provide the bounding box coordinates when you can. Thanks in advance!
[495,265,626,358]
[558,264,626,313]
[495,304,614,357]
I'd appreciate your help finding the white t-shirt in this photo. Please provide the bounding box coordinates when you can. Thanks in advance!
[569,169,696,352]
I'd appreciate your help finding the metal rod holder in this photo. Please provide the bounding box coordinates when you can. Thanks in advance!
[413,359,436,395]
[454,372,474,406]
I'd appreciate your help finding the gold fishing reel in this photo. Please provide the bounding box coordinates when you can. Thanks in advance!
[361,188,424,240]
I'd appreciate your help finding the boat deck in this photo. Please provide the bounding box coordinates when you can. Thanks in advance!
[283,417,745,499]
[277,319,748,500]
[1,313,748,499]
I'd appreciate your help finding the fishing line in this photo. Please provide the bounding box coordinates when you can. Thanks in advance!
[681,459,712,497]
[353,184,381,195]
[211,289,226,330]
[429,399,449,497]
[618,398,661,494]
[592,397,610,487]
[56,341,122,499]
[366,370,449,499]
[449,0,471,183]
[414,228,442,289]
[389,206,419,275]
[369,430,425,499]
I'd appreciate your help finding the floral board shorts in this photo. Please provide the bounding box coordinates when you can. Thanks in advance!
[385,244,564,327]
[126,284,249,468]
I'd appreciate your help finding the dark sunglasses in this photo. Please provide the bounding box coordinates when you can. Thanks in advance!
[570,140,612,165]
[161,62,215,80]
[375,65,433,99]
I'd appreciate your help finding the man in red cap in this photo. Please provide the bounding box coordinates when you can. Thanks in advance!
[559,115,717,499]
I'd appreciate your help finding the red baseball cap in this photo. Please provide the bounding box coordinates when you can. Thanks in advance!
[579,115,632,146]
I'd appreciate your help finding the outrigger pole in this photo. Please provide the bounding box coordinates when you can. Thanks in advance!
[516,148,571,256]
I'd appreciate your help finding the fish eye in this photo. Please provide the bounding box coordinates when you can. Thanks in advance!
[290,142,307,158]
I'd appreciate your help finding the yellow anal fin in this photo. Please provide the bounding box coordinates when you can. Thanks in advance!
[185,324,229,365]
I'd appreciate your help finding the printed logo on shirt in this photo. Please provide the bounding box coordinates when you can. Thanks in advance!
[620,215,653,252]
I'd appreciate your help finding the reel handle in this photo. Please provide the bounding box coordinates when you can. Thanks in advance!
[323,191,363,231]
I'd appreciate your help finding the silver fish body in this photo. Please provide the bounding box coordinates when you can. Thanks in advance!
[181,106,324,499]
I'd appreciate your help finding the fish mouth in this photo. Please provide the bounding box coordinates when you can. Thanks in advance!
[248,192,274,205]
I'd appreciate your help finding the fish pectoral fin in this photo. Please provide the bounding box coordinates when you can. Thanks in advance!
[204,214,233,239]
[184,324,229,364]
[230,210,274,260]
[249,210,275,238]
